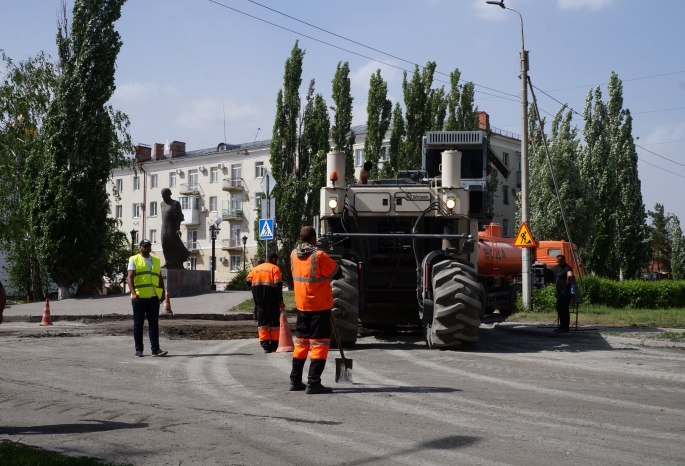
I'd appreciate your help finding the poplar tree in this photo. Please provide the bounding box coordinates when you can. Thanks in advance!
[445,68,461,131]
[648,203,671,273]
[456,82,479,131]
[364,69,392,179]
[330,61,355,184]
[30,0,132,299]
[428,86,447,131]
[305,85,331,222]
[380,103,405,178]
[669,214,685,280]
[402,62,436,169]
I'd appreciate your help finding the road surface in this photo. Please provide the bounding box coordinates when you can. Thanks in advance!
[1,325,683,465]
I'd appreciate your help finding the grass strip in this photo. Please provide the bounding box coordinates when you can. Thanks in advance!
[229,291,296,313]
[0,440,126,465]
[510,304,685,328]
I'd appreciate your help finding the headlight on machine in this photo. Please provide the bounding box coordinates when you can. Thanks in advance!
[445,197,457,211]
[328,197,338,211]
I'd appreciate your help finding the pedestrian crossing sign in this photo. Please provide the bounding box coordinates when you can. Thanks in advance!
[259,219,274,240]
[513,222,536,247]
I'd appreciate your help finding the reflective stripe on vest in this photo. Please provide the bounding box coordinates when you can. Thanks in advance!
[130,254,163,299]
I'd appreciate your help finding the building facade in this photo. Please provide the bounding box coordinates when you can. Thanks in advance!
[108,112,521,288]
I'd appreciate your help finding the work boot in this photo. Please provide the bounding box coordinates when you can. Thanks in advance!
[305,384,333,395]
[290,357,306,389]
[261,340,273,353]
[307,359,327,387]
[270,340,279,352]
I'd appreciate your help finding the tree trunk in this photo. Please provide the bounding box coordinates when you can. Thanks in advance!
[58,284,71,300]
[30,254,44,302]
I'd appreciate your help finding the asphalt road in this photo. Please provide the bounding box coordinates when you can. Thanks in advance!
[1,326,684,465]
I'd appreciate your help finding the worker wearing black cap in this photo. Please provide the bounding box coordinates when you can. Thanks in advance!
[246,252,284,353]
[127,239,168,357]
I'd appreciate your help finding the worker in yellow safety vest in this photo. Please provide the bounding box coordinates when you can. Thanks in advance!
[289,226,341,394]
[127,239,168,358]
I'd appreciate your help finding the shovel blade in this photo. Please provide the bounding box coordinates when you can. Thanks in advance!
[335,357,353,384]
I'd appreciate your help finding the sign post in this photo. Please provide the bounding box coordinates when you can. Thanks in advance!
[259,171,277,257]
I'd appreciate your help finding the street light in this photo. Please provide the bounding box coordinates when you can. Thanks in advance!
[242,235,248,271]
[486,0,531,310]
[209,216,222,291]
[129,229,138,254]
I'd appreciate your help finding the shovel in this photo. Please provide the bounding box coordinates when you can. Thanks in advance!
[330,310,353,384]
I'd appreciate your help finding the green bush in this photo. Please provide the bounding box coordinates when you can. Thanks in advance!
[224,267,251,291]
[581,276,685,309]
[514,284,557,313]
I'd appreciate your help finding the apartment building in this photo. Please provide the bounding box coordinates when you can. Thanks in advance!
[109,111,521,287]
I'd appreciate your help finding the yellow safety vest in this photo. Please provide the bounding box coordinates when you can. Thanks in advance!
[130,254,163,299]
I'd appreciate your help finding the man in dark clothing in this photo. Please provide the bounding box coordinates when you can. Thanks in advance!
[555,255,574,333]
[246,252,284,353]
[0,280,6,325]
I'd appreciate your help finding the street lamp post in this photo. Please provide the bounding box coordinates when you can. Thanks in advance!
[129,229,137,254]
[242,236,248,271]
[209,217,222,291]
[486,0,531,309]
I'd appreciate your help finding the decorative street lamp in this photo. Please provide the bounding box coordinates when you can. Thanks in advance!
[242,235,248,271]
[209,216,222,291]
[486,0,531,309]
[130,229,138,254]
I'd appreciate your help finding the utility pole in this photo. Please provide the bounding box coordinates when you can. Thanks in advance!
[486,1,531,309]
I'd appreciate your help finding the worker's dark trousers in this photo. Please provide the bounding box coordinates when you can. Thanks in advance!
[132,296,160,352]
[556,290,571,331]
[291,310,331,387]
[256,303,280,351]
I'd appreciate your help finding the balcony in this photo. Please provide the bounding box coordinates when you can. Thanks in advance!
[222,178,244,191]
[222,208,243,220]
[179,183,201,195]
[516,171,521,188]
[186,241,200,253]
[222,238,244,250]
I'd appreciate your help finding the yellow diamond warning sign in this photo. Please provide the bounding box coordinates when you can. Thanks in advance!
[514,222,536,247]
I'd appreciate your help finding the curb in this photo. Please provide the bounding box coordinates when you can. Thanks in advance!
[2,312,254,323]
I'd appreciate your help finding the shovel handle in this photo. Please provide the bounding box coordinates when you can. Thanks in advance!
[329,310,347,361]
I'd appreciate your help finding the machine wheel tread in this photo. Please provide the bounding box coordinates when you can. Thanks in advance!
[330,258,359,345]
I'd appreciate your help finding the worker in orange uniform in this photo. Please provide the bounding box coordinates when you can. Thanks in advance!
[289,226,342,394]
[246,252,284,353]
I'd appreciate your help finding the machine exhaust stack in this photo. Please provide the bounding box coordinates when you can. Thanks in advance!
[359,161,373,185]
[441,150,462,189]
[327,151,346,188]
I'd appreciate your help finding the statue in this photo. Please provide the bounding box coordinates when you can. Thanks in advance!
[160,188,190,269]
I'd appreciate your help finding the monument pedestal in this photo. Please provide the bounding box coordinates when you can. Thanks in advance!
[164,269,211,297]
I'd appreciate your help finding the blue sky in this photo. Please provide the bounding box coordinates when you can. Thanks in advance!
[2,0,684,222]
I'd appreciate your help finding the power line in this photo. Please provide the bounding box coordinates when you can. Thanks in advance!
[632,106,685,115]
[639,140,685,146]
[547,70,685,92]
[242,0,520,99]
[635,144,685,169]
[638,157,685,179]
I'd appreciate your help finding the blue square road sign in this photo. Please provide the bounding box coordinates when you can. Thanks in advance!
[259,219,274,240]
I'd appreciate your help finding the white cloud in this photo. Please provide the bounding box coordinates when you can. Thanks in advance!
[175,98,259,131]
[350,60,403,93]
[640,122,685,147]
[113,82,178,102]
[557,0,614,10]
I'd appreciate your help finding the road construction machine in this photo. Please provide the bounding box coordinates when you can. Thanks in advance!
[318,130,579,349]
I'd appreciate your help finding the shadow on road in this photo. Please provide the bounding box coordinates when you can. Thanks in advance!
[332,385,461,394]
[339,434,480,465]
[0,420,148,436]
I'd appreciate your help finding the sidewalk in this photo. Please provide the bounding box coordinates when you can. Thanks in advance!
[3,291,253,322]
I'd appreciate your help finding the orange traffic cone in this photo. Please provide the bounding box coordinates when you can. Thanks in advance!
[275,307,294,353]
[162,288,173,314]
[40,298,53,326]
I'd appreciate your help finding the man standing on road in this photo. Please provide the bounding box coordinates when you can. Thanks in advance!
[555,255,574,333]
[289,226,341,394]
[127,239,168,357]
[0,280,6,325]
[246,252,284,353]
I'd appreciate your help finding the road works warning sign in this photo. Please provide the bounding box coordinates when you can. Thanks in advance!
[514,222,536,247]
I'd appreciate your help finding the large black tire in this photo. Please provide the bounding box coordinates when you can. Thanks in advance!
[331,259,359,346]
[426,259,482,349]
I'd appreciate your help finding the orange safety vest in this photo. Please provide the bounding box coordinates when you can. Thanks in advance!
[290,249,339,311]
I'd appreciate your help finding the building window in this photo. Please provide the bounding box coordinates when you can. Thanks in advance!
[187,257,197,270]
[187,228,197,250]
[180,196,199,210]
[516,152,522,171]
[380,146,389,161]
[503,219,510,237]
[254,192,263,210]
[115,205,122,219]
[230,256,241,272]
[169,172,177,187]
[209,196,218,212]
[210,167,218,183]
[150,229,157,244]
[231,164,242,182]
[133,176,140,191]
[132,203,140,218]
[132,230,140,246]
[150,174,158,188]
[188,169,198,190]
[115,178,123,193]
[354,149,365,167]
[255,161,265,178]
[149,201,157,217]
[503,185,509,205]
[503,152,509,168]
[231,194,242,211]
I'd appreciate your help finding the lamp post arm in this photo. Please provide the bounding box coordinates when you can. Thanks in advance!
[505,6,525,50]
